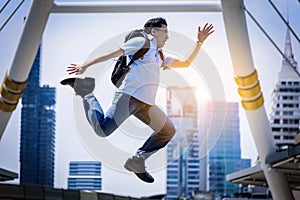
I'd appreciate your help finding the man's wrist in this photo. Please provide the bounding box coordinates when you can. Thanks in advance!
[196,40,203,45]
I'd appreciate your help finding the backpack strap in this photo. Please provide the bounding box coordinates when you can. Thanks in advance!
[158,50,164,62]
[126,30,150,67]
[159,50,169,69]
[127,39,150,66]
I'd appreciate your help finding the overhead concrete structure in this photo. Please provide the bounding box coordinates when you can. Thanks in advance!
[0,168,18,182]
[221,0,293,199]
[0,0,54,139]
[227,143,300,198]
[51,1,222,13]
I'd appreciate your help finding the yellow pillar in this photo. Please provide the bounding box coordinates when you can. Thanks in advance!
[0,0,54,139]
[221,0,293,199]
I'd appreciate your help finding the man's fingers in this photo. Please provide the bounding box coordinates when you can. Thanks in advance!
[204,24,213,32]
[203,23,208,30]
[68,71,76,75]
[67,66,77,69]
[203,24,214,36]
[65,63,81,75]
[67,63,79,69]
[67,67,77,71]
[67,66,80,72]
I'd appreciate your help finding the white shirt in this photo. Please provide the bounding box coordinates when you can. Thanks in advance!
[119,35,174,105]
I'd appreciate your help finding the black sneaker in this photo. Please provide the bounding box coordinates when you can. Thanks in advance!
[60,77,95,98]
[124,155,154,183]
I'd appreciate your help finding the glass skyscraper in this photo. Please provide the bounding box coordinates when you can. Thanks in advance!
[165,87,251,199]
[205,102,251,199]
[20,46,56,186]
[68,161,102,191]
[166,126,201,199]
[166,87,201,199]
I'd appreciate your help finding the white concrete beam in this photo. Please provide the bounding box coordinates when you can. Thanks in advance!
[221,0,293,199]
[51,1,222,13]
[0,0,54,139]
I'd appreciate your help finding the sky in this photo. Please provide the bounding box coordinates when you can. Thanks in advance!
[0,0,299,198]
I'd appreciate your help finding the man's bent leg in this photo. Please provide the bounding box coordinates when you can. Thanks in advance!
[134,105,176,160]
[83,92,147,137]
[83,93,111,137]
[124,105,176,183]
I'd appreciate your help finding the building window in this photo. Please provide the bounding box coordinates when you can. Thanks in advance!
[283,111,293,115]
[272,128,281,132]
[283,135,294,140]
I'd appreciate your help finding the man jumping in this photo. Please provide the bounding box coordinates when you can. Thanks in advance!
[61,17,214,183]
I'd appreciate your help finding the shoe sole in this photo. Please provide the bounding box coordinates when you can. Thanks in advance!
[60,77,95,86]
[60,78,75,86]
[124,160,154,183]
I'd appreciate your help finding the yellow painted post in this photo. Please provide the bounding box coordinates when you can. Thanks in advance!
[221,0,293,199]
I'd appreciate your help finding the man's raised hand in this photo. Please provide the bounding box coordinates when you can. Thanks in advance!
[197,23,214,43]
[66,63,86,75]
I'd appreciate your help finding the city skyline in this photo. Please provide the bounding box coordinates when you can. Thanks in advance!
[0,0,299,197]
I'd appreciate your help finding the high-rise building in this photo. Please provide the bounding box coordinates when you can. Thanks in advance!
[166,130,201,199]
[205,102,251,199]
[68,161,102,191]
[166,87,202,199]
[269,28,300,146]
[165,88,250,199]
[20,46,56,186]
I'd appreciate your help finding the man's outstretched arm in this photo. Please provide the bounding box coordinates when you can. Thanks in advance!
[67,48,124,75]
[171,23,214,68]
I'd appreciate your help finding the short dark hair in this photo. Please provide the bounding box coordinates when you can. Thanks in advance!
[143,17,167,34]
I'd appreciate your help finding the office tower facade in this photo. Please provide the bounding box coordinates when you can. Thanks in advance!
[20,46,56,186]
[165,88,250,199]
[166,87,202,199]
[269,28,300,146]
[68,161,102,191]
[206,102,251,199]
[166,134,201,200]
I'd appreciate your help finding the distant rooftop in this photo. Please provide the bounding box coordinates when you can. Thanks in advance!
[227,143,300,197]
[0,167,18,182]
[0,183,165,200]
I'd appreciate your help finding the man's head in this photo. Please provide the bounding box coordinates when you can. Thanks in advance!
[144,17,169,48]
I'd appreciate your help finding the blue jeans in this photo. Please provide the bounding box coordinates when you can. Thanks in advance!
[83,92,176,160]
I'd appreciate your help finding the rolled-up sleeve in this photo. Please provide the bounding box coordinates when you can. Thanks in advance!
[120,37,146,56]
[163,55,175,67]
